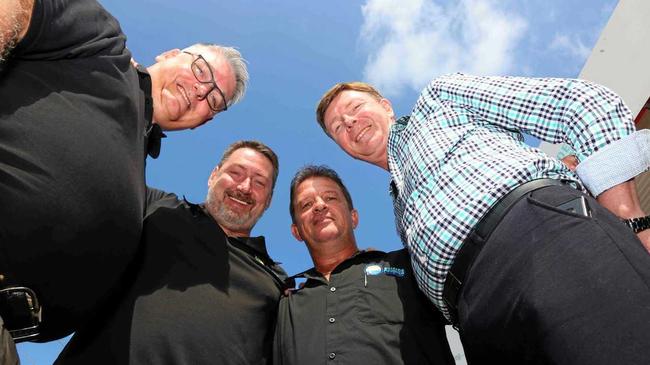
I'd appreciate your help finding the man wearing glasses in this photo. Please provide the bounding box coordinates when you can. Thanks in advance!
[0,0,248,361]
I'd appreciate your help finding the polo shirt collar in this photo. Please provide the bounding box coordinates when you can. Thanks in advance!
[291,249,388,283]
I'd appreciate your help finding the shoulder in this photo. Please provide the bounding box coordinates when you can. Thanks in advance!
[384,248,411,264]
[144,203,197,232]
[14,0,127,59]
[145,187,183,217]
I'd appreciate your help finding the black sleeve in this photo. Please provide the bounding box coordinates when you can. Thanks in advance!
[145,186,182,218]
[14,0,127,60]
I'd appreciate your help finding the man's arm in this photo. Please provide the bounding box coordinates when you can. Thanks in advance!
[428,74,650,247]
[145,186,181,218]
[573,130,650,250]
[426,74,635,163]
[0,0,33,61]
[597,180,650,251]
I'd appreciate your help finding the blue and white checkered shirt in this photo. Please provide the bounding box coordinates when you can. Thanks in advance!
[387,74,637,319]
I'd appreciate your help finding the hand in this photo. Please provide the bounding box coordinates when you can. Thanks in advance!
[597,180,650,253]
[561,155,579,172]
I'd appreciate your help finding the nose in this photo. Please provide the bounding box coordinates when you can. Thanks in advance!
[342,114,356,128]
[194,82,214,99]
[313,198,327,213]
[237,177,251,192]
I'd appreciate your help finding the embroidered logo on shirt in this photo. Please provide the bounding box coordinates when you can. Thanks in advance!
[365,265,383,276]
[383,266,405,278]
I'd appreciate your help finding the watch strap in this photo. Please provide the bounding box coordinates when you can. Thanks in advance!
[623,215,650,233]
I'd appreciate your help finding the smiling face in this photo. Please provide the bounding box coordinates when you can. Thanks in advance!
[148,48,236,131]
[205,148,274,237]
[291,176,358,247]
[323,90,394,169]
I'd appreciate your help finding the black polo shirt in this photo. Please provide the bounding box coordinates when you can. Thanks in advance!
[274,249,455,365]
[56,201,287,365]
[0,0,155,340]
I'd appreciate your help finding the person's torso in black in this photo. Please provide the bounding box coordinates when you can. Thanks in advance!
[275,249,455,365]
[56,202,287,365]
[0,0,150,339]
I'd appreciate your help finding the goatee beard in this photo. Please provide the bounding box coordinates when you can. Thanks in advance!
[206,187,260,233]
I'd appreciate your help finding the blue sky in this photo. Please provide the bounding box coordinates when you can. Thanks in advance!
[18,0,617,362]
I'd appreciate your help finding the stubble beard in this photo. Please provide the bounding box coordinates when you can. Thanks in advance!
[206,186,261,234]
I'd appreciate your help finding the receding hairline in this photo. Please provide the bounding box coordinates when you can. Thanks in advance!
[182,43,249,107]
[220,148,273,177]
[217,140,279,191]
[183,44,236,99]
[315,82,384,136]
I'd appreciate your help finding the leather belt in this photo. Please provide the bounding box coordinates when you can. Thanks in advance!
[442,179,565,326]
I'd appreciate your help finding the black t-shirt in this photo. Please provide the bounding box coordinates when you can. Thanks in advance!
[56,202,288,365]
[274,249,455,365]
[0,0,150,340]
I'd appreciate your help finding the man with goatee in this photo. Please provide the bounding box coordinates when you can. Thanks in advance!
[56,140,287,365]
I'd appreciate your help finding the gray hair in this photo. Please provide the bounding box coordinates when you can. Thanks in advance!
[183,43,249,107]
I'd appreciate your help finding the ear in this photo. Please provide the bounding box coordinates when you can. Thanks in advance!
[155,49,181,63]
[290,224,304,242]
[379,98,395,119]
[207,165,220,188]
[351,209,359,229]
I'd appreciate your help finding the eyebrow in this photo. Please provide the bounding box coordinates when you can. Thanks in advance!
[343,98,356,110]
[228,164,271,180]
[328,100,353,127]
[298,189,340,199]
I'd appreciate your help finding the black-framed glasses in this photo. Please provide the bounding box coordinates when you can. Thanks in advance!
[183,51,228,113]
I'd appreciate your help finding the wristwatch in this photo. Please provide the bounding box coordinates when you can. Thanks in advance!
[622,216,650,233]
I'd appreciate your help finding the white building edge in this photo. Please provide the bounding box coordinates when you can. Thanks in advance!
[539,0,650,210]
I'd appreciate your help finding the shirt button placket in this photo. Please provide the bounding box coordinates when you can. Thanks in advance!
[327,285,338,361]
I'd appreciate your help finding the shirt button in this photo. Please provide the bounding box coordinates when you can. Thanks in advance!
[329,352,336,360]
[329,317,336,323]
[330,286,336,292]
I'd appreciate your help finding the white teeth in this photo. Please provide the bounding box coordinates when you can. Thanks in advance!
[229,196,251,205]
[356,126,371,142]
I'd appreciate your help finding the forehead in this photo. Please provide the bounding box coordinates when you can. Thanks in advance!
[296,176,344,198]
[197,49,236,100]
[324,90,376,122]
[220,148,273,178]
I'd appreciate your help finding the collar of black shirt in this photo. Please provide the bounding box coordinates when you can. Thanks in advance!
[290,249,387,284]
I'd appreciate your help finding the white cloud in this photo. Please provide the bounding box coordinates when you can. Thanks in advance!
[548,34,591,61]
[360,0,527,96]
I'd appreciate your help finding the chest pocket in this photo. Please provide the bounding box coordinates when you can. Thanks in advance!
[355,274,405,324]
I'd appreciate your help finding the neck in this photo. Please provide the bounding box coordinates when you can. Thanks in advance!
[309,240,359,281]
[205,206,251,238]
[374,117,396,171]
[374,158,389,171]
[220,226,250,238]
